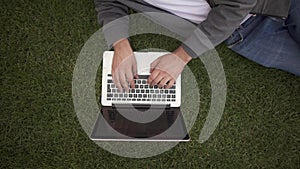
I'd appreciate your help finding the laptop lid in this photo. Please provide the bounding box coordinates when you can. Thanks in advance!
[90,106,190,141]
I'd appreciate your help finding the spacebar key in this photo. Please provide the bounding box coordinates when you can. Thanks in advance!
[137,75,149,79]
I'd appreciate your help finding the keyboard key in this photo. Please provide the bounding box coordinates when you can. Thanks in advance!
[111,84,115,88]
[141,89,145,93]
[143,94,147,98]
[136,89,140,93]
[170,90,175,94]
[171,95,175,98]
[138,94,142,97]
[114,94,118,97]
[140,85,143,89]
[107,94,113,98]
[119,94,123,97]
[124,94,128,97]
[112,89,116,93]
[134,94,137,97]
[107,98,111,101]
[155,90,159,93]
[167,95,171,98]
[135,85,138,88]
[130,89,135,93]
[150,90,154,93]
[146,90,149,93]
[145,85,149,88]
[170,86,176,89]
[107,79,113,83]
[129,94,132,97]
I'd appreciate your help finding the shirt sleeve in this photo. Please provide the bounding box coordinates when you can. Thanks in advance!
[181,0,257,58]
[94,0,130,48]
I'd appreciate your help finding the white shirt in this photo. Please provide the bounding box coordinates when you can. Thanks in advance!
[144,0,252,24]
[144,0,211,24]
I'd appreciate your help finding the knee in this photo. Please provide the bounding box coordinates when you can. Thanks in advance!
[286,0,300,44]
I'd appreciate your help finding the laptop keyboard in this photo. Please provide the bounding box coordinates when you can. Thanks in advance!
[106,75,176,102]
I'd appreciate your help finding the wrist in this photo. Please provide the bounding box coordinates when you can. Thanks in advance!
[113,38,133,58]
[173,46,192,64]
[113,38,132,51]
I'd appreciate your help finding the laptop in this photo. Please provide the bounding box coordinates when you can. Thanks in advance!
[90,51,190,141]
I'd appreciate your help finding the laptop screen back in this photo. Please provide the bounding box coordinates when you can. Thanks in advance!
[91,107,190,141]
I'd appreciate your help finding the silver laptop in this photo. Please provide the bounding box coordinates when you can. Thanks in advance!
[90,51,190,141]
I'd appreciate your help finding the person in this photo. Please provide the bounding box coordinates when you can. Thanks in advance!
[94,0,299,92]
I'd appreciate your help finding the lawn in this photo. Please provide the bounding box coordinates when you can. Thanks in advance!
[1,0,299,168]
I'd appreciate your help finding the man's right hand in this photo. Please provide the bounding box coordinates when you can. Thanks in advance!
[112,38,138,93]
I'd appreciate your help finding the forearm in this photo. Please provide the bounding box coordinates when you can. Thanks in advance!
[94,0,130,48]
[182,0,257,57]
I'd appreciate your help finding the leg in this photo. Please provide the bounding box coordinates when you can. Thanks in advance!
[225,14,300,76]
[286,0,300,46]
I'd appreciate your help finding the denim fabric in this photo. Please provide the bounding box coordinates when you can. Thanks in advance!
[225,0,300,76]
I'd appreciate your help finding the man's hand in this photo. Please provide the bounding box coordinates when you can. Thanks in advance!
[112,38,138,93]
[147,46,192,89]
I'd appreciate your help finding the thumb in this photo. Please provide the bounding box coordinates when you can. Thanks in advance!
[150,59,159,73]
[132,62,138,79]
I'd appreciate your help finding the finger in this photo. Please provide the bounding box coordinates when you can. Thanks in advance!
[158,76,171,88]
[150,72,164,87]
[132,62,138,79]
[165,79,175,89]
[119,73,129,93]
[126,70,135,89]
[147,69,160,85]
[113,74,123,93]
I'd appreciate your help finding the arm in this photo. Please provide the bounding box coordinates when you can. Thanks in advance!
[182,0,257,57]
[94,1,136,92]
[149,0,257,87]
[94,0,130,48]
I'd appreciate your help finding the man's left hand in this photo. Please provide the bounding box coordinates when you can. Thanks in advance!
[147,46,192,89]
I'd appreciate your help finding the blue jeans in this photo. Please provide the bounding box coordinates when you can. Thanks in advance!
[225,0,300,76]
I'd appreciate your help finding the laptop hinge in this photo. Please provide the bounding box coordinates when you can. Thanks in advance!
[112,104,171,109]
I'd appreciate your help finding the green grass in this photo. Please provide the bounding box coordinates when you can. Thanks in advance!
[1,0,299,168]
